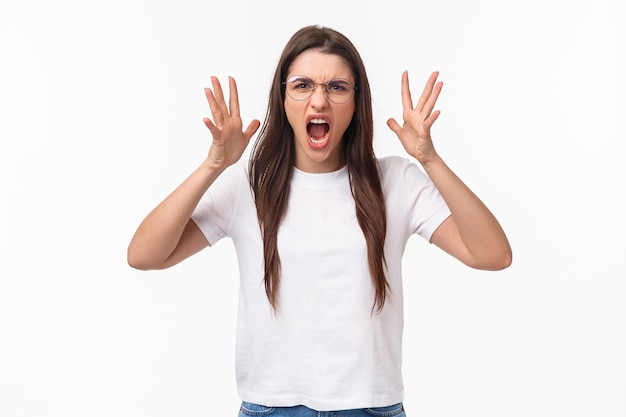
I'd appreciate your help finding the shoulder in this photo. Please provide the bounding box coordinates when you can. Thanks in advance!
[377,155,410,173]
[218,159,250,183]
[203,159,251,201]
[376,155,427,183]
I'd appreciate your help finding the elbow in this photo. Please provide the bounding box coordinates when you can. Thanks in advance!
[480,248,513,271]
[127,246,163,271]
[127,251,150,270]
[490,252,512,271]
[502,249,513,270]
[465,245,512,271]
[498,243,513,270]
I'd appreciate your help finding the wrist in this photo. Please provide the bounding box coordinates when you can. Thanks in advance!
[198,159,229,180]
[415,151,442,170]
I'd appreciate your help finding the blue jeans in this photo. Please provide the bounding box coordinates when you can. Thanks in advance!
[238,402,406,417]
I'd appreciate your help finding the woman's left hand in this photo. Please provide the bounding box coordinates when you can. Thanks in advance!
[387,71,443,164]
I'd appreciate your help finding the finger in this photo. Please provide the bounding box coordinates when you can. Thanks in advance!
[205,84,224,127]
[425,109,441,127]
[415,71,439,112]
[386,117,402,135]
[421,110,441,133]
[211,76,227,108]
[401,71,414,110]
[228,76,241,118]
[203,117,220,139]
[211,76,228,123]
[422,81,443,118]
[243,119,261,141]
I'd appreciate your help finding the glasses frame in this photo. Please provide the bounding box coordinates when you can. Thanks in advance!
[282,75,357,104]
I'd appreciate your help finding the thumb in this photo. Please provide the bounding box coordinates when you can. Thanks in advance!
[386,118,402,135]
[203,117,220,139]
[243,119,261,141]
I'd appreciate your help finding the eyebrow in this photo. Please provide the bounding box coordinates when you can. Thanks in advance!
[286,75,312,82]
[286,75,353,83]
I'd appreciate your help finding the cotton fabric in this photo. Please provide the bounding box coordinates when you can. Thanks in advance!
[191,156,450,411]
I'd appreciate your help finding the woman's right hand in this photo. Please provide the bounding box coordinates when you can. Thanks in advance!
[203,76,260,171]
[127,77,259,270]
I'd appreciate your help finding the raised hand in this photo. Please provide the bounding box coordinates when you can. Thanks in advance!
[387,71,443,164]
[203,76,260,170]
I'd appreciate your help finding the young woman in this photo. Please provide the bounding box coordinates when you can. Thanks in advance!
[128,25,511,417]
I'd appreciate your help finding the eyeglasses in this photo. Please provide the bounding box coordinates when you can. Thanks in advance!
[283,75,357,104]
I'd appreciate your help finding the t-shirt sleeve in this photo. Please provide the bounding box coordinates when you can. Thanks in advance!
[410,170,451,242]
[381,156,451,242]
[190,162,248,246]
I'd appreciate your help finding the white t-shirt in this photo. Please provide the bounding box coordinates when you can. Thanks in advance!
[191,155,451,411]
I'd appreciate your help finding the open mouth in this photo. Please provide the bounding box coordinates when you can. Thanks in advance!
[307,118,330,147]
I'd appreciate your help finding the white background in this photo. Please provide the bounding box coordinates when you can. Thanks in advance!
[1,0,624,416]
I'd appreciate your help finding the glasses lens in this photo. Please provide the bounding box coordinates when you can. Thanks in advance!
[285,76,355,103]
[326,79,354,104]
[286,76,314,101]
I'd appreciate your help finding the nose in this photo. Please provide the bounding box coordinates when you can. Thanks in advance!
[309,83,329,108]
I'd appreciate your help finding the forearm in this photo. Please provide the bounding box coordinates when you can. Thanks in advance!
[421,155,512,269]
[127,163,224,269]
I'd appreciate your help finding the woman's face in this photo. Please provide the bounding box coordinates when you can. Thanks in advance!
[284,49,356,173]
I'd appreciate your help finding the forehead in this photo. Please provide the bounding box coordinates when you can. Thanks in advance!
[287,49,354,81]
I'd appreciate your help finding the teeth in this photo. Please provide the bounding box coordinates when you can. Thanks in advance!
[309,118,327,124]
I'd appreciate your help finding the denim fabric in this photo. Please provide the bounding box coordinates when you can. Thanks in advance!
[238,402,405,417]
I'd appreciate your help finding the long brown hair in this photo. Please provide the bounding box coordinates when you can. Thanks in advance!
[249,25,388,313]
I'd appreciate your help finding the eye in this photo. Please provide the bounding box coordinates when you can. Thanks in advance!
[295,81,313,90]
[327,79,351,92]
[288,76,314,90]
